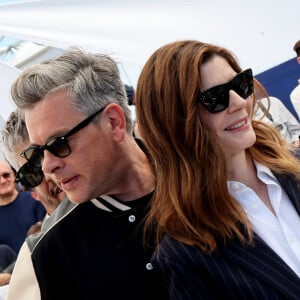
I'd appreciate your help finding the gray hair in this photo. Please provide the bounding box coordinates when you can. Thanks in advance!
[11,47,133,133]
[1,109,28,170]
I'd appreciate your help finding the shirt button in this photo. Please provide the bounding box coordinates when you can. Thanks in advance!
[286,232,294,244]
[230,182,240,191]
[146,263,153,270]
[128,215,136,222]
[250,202,259,209]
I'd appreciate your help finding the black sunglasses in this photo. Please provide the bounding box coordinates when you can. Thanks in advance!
[197,68,253,113]
[21,106,106,166]
[16,162,44,188]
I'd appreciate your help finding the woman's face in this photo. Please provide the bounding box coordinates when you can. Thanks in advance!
[199,56,256,159]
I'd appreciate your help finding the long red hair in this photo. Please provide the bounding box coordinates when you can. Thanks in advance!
[135,40,300,252]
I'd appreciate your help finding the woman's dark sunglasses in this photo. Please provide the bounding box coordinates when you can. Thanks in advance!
[16,162,44,188]
[197,68,253,113]
[21,106,106,167]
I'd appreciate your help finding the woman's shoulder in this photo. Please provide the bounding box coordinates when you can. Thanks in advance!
[157,235,199,260]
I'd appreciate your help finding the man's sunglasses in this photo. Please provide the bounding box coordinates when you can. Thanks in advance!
[21,106,106,167]
[16,162,44,188]
[197,68,253,113]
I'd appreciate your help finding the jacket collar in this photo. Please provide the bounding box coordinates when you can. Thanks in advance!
[224,172,300,299]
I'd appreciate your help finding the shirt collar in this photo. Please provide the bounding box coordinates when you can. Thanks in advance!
[227,160,276,191]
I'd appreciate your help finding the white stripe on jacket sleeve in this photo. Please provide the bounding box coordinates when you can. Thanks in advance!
[6,241,40,300]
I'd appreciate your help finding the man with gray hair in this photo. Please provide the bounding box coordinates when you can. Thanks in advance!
[1,109,65,216]
[6,48,167,300]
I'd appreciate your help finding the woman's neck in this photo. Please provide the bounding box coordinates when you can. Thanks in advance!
[227,151,276,215]
[227,151,257,185]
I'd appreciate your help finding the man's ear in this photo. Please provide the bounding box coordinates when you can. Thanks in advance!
[31,191,42,202]
[297,57,300,64]
[104,103,126,141]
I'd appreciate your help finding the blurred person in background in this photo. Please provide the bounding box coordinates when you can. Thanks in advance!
[0,159,45,254]
[290,40,300,120]
[1,109,65,218]
[254,95,300,147]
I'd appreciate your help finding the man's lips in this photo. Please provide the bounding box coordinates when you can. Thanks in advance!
[59,175,79,191]
[59,176,75,185]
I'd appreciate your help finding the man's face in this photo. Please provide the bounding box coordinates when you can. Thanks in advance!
[0,161,16,198]
[24,89,120,203]
[25,91,114,203]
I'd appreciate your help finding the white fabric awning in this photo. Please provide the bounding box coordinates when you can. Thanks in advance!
[0,0,299,122]
[0,0,299,78]
[0,61,19,120]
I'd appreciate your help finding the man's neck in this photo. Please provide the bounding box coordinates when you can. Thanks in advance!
[0,190,18,206]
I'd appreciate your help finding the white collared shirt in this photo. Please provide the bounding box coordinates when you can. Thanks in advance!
[228,161,300,277]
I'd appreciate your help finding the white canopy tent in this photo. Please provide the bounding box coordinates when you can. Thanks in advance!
[0,61,19,120]
[0,0,299,122]
[0,0,299,78]
[0,61,19,160]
